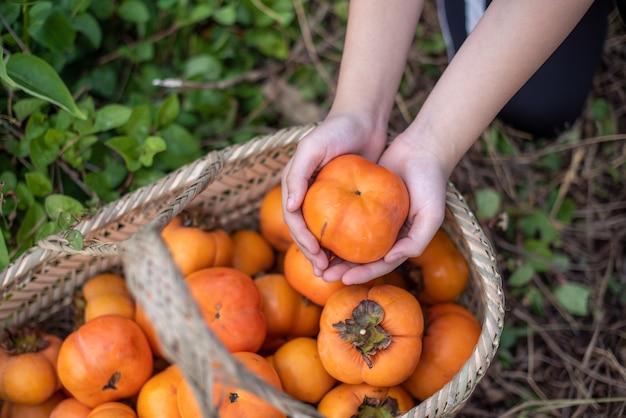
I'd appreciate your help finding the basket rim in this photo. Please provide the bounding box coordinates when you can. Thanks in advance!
[402,182,505,417]
[0,149,224,325]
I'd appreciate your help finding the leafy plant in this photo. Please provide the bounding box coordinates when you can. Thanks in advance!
[471,145,590,317]
[0,0,332,268]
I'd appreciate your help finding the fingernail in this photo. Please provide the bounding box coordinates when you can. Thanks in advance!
[286,195,295,210]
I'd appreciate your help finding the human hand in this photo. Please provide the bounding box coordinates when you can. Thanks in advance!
[281,113,388,276]
[317,133,450,285]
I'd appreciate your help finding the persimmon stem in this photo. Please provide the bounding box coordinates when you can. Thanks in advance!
[102,371,121,391]
[0,326,50,354]
[333,299,391,368]
[352,396,400,418]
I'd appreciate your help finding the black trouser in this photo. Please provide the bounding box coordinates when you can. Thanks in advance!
[437,0,610,137]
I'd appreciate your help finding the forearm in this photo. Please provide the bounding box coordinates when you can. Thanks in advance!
[406,0,595,175]
[330,0,424,128]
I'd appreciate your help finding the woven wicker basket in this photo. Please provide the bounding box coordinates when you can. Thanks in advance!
[0,124,504,417]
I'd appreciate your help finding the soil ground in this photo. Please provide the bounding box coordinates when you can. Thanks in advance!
[295,2,626,417]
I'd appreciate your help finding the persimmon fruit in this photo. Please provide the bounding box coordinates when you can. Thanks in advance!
[409,228,469,304]
[302,154,409,264]
[283,242,346,306]
[231,229,275,277]
[185,267,267,353]
[271,337,336,404]
[402,302,481,400]
[0,327,62,405]
[259,185,294,252]
[177,351,286,418]
[56,315,154,407]
[317,284,424,387]
[317,382,415,418]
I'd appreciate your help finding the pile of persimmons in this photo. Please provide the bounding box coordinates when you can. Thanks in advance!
[0,155,481,418]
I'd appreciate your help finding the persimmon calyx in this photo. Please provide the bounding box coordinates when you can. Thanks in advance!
[102,371,121,391]
[0,326,50,354]
[332,299,391,368]
[353,396,400,418]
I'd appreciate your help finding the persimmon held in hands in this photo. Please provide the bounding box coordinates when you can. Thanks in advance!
[302,154,409,264]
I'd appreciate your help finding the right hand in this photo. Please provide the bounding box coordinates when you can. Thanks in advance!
[281,112,389,276]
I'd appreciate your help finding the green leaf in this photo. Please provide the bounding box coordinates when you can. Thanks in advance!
[118,0,150,23]
[62,135,98,169]
[65,229,84,250]
[178,4,214,27]
[13,98,47,121]
[119,105,152,139]
[24,111,49,141]
[106,135,141,171]
[92,104,132,133]
[4,53,87,120]
[0,53,17,89]
[72,0,92,14]
[156,95,180,128]
[72,12,103,49]
[30,132,61,169]
[16,182,35,210]
[590,98,612,121]
[523,239,552,272]
[157,0,177,9]
[139,136,167,167]
[244,27,289,60]
[0,233,9,269]
[508,263,535,287]
[519,210,557,244]
[214,4,238,25]
[16,203,46,250]
[553,282,590,316]
[89,0,115,19]
[184,54,223,80]
[29,10,77,53]
[474,188,502,220]
[155,123,202,170]
[24,172,53,197]
[35,221,58,243]
[45,194,84,222]
[555,197,576,223]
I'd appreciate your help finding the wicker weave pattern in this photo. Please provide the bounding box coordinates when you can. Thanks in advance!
[0,124,504,417]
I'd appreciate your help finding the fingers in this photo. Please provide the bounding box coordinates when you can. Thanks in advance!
[385,207,445,263]
[322,257,407,285]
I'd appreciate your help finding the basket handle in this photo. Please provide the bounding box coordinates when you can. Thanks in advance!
[39,149,322,418]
